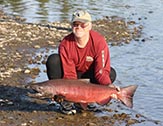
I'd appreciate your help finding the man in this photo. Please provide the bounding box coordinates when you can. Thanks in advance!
[46,10,117,114]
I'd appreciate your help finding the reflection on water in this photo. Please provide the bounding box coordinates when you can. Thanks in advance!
[0,0,139,23]
[0,0,81,22]
[1,0,163,123]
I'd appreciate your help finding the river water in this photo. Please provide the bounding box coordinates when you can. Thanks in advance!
[1,0,163,123]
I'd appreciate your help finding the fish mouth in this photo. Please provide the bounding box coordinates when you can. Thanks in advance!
[28,92,44,98]
[27,89,53,99]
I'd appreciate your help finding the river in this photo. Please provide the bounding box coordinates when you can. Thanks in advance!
[0,0,163,123]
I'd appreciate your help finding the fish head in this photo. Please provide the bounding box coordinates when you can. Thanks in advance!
[27,84,54,98]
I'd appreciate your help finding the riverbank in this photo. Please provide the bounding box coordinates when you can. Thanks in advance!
[0,9,160,126]
[0,10,143,84]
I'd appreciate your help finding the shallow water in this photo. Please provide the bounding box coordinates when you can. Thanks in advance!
[1,0,163,123]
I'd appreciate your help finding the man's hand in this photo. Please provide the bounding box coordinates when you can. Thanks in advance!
[108,84,120,99]
[110,94,118,99]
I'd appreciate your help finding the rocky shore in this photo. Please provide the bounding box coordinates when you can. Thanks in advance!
[0,9,160,126]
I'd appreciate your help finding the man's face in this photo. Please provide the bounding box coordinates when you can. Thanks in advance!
[72,21,92,38]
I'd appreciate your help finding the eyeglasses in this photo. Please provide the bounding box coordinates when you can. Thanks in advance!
[72,22,89,28]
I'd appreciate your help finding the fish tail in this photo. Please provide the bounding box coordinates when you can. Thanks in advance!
[118,85,138,108]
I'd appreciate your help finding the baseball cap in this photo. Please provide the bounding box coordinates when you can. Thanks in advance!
[71,10,92,23]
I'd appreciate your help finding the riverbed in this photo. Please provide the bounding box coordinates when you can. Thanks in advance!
[0,0,163,125]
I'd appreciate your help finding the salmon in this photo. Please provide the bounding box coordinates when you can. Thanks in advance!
[27,79,138,110]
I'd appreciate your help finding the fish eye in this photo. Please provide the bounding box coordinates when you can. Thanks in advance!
[38,86,43,90]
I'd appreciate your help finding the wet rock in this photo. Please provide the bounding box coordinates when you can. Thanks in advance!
[148,11,153,13]
[21,123,27,126]
[34,45,41,49]
[30,67,40,75]
[86,122,97,126]
[154,120,161,125]
[119,113,129,119]
[101,116,109,120]
[56,116,64,120]
[7,101,14,105]
[126,119,139,126]
[141,38,146,42]
[135,113,143,118]
[80,112,87,117]
[0,120,6,124]
[24,69,31,74]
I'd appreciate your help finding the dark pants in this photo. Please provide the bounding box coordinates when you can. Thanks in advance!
[46,54,116,83]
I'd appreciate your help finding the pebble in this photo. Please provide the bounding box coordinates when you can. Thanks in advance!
[135,114,142,118]
[24,69,30,74]
[127,119,138,125]
[0,120,6,124]
[82,112,88,117]
[86,122,97,126]
[7,101,14,105]
[48,41,55,45]
[34,45,41,49]
[21,123,27,126]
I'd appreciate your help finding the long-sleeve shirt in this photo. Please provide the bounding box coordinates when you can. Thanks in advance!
[59,30,111,85]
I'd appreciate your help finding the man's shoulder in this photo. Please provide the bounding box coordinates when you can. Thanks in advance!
[90,30,107,46]
[89,30,108,54]
[90,30,104,38]
[63,32,74,41]
[60,33,75,45]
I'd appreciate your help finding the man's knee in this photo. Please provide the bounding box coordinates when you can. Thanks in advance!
[110,67,116,83]
[46,54,63,80]
[46,54,60,67]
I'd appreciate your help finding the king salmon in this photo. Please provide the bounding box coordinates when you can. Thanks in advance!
[27,79,138,110]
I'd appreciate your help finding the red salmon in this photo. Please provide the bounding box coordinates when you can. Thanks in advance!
[28,79,138,109]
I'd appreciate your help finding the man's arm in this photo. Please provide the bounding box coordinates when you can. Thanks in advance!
[94,41,112,85]
[59,45,77,79]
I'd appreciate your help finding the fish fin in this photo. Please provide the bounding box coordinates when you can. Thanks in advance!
[118,85,138,108]
[98,97,111,105]
[54,95,65,103]
[80,103,88,110]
